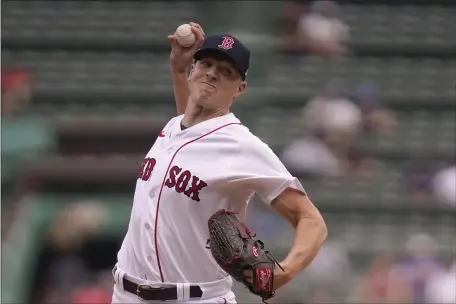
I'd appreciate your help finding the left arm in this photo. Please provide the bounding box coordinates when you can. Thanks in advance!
[270,187,328,289]
[225,138,327,290]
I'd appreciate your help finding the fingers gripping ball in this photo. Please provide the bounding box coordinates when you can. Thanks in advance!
[207,209,284,302]
[175,24,196,47]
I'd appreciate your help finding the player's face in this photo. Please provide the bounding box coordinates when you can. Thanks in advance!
[188,56,247,110]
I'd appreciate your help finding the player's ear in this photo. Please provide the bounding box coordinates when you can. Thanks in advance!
[188,64,195,79]
[233,81,247,100]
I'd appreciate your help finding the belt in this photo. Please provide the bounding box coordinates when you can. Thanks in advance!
[122,276,203,301]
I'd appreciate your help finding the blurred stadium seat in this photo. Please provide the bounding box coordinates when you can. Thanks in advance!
[264,56,455,102]
[1,1,201,48]
[343,4,456,47]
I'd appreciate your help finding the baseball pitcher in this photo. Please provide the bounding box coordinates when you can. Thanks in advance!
[111,22,327,303]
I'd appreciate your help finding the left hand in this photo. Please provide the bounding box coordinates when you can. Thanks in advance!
[242,262,291,291]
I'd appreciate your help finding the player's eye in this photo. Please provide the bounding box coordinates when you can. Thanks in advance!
[221,68,232,76]
[201,61,211,67]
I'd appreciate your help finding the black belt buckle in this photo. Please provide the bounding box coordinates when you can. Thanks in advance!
[136,284,166,301]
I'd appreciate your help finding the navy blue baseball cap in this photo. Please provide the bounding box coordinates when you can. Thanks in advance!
[193,35,250,81]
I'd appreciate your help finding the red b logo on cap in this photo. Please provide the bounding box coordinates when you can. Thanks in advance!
[252,246,259,257]
[218,36,235,50]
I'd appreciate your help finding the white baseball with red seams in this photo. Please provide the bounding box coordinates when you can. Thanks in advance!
[175,23,196,47]
[112,113,305,303]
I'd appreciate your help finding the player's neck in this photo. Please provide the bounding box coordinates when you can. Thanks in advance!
[181,101,230,128]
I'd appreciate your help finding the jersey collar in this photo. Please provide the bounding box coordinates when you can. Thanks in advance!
[173,113,241,138]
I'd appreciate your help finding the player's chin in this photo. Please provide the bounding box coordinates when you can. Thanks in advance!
[194,92,214,105]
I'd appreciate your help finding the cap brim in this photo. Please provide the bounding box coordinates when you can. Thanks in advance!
[193,48,245,80]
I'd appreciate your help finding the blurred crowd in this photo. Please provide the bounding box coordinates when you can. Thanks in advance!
[351,234,455,304]
[1,67,33,117]
[34,203,114,304]
[276,0,455,210]
[279,78,455,209]
[280,80,394,179]
[279,0,350,57]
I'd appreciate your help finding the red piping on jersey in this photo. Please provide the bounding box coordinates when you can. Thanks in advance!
[154,122,242,282]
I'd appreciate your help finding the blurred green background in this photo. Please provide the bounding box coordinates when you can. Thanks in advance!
[1,1,455,303]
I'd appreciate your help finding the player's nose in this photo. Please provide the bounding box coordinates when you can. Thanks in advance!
[205,67,218,81]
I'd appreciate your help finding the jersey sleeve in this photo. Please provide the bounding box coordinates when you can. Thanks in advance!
[225,136,306,205]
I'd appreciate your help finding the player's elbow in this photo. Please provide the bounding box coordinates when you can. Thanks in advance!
[316,214,328,245]
[298,198,328,245]
[307,199,328,245]
[307,213,328,246]
[305,214,328,259]
[292,215,328,273]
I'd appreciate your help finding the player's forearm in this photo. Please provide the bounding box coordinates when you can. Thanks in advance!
[282,216,327,278]
[270,190,328,288]
[170,69,190,115]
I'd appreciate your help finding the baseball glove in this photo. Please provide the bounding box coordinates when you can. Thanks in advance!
[206,209,284,302]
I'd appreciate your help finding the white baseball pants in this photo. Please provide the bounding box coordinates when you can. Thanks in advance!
[111,266,236,304]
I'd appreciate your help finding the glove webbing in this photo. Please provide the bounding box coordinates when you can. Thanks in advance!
[207,217,242,266]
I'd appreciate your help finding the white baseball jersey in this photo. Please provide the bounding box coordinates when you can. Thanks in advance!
[115,112,305,293]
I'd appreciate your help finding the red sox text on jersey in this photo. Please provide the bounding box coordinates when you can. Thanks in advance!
[138,157,208,202]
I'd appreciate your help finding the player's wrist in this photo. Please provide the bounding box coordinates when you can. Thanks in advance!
[169,61,188,74]
[273,261,293,290]
[280,260,300,280]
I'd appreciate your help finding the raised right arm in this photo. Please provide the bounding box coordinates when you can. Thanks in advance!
[168,22,205,115]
